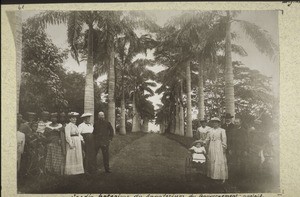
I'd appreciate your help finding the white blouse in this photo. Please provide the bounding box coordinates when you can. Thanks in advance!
[65,122,83,147]
[78,122,94,134]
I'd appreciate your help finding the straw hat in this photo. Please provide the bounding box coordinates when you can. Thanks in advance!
[81,113,92,118]
[192,140,204,146]
[68,112,79,117]
[211,117,221,122]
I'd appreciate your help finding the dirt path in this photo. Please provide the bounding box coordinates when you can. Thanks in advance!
[69,133,227,193]
[24,133,230,193]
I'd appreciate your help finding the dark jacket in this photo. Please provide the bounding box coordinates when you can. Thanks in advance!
[93,119,114,146]
[221,122,235,134]
[228,125,249,153]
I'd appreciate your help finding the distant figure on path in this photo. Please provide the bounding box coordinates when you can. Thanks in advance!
[93,112,114,173]
[206,117,228,184]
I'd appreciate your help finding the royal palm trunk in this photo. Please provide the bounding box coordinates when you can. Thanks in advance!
[132,92,141,132]
[142,117,149,132]
[175,101,180,135]
[197,60,205,120]
[179,81,185,136]
[120,76,126,135]
[185,60,193,137]
[225,11,235,117]
[108,39,116,133]
[84,24,95,123]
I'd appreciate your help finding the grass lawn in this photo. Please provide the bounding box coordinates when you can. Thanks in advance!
[164,132,280,193]
[163,132,196,149]
[18,132,146,193]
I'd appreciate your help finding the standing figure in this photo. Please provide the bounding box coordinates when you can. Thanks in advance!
[59,112,67,175]
[17,113,35,176]
[17,128,25,174]
[196,118,210,148]
[93,112,114,173]
[78,113,96,174]
[64,112,84,175]
[44,113,64,175]
[26,112,37,129]
[230,117,249,180]
[221,113,235,135]
[37,111,52,134]
[206,117,228,183]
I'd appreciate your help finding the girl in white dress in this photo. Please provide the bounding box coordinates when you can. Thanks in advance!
[189,141,206,163]
[64,112,84,175]
[206,117,228,183]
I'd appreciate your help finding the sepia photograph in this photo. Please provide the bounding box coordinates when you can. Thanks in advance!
[7,8,281,194]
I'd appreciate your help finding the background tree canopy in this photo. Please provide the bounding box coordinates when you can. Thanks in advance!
[20,20,104,118]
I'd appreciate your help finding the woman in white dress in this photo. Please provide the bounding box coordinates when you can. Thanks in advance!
[206,117,228,183]
[64,112,84,175]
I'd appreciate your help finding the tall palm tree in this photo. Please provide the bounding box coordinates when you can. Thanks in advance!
[158,11,212,137]
[156,62,185,136]
[95,11,158,132]
[115,33,157,134]
[223,11,277,117]
[127,59,156,132]
[28,11,98,122]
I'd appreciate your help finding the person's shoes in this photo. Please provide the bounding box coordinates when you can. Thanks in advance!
[105,169,112,173]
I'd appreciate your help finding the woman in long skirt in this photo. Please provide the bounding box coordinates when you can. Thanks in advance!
[206,117,228,183]
[64,112,84,175]
[59,112,67,175]
[44,113,64,175]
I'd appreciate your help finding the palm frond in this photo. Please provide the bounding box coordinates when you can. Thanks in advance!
[235,19,278,59]
[27,11,69,29]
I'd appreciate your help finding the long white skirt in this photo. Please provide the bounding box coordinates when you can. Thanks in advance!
[207,139,228,180]
[65,136,84,175]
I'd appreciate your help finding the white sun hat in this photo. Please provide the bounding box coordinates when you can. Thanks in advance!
[68,112,79,117]
[81,113,93,118]
[211,117,221,122]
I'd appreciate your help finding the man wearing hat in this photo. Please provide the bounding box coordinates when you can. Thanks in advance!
[221,113,235,154]
[221,113,235,133]
[93,111,114,173]
[37,111,52,134]
[78,113,96,174]
[230,117,249,180]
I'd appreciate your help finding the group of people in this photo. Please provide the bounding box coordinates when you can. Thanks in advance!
[17,110,114,178]
[190,113,251,184]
